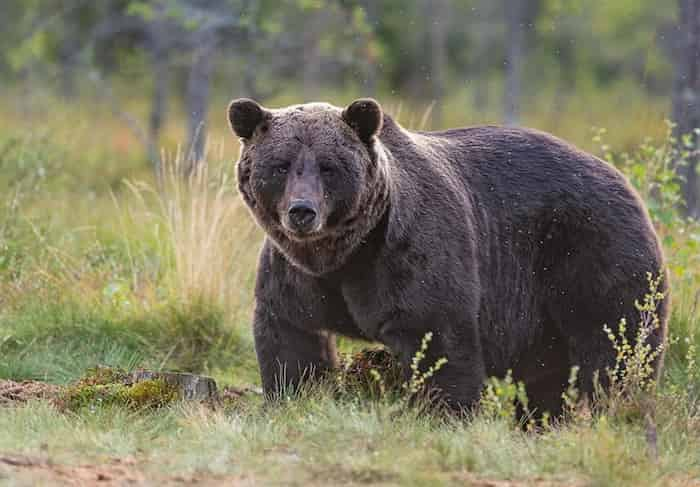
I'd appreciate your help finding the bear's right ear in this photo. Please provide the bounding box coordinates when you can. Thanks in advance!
[227,98,269,140]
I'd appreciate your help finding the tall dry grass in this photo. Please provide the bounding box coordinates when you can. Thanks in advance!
[123,142,261,319]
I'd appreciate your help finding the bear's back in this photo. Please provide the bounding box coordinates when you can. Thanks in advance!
[377,119,659,276]
[415,124,615,190]
[390,123,639,222]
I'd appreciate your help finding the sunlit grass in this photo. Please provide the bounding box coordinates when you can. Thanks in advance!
[0,393,698,485]
[0,88,698,485]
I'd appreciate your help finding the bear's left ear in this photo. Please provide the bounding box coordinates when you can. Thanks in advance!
[342,98,383,144]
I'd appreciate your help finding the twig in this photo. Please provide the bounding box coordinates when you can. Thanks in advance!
[645,411,659,462]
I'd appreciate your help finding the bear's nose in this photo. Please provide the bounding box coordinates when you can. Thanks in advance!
[287,200,318,231]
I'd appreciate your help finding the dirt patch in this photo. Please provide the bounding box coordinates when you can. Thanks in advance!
[453,477,585,487]
[450,473,700,487]
[0,455,145,486]
[0,380,60,406]
[0,454,254,486]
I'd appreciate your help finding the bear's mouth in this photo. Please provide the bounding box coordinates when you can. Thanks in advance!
[279,215,326,241]
[283,225,326,242]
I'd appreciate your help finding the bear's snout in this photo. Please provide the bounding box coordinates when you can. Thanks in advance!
[287,200,319,234]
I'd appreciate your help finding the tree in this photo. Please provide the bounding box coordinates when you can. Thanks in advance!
[504,0,526,125]
[503,0,540,125]
[672,0,700,217]
[425,0,449,127]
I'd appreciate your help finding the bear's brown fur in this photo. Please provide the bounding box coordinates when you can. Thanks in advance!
[228,97,668,415]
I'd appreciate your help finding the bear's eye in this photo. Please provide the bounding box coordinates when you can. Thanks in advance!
[270,161,290,175]
[319,162,334,175]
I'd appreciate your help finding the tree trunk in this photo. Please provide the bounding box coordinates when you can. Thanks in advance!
[473,78,489,114]
[56,5,84,99]
[242,1,263,100]
[362,0,379,96]
[504,0,525,126]
[131,371,218,401]
[186,30,218,171]
[673,0,700,217]
[425,0,449,128]
[302,10,324,101]
[58,39,79,99]
[148,23,170,178]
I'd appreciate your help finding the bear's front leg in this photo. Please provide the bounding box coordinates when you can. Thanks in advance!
[253,306,338,399]
[381,318,486,412]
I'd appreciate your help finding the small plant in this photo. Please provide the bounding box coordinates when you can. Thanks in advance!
[480,370,530,426]
[403,332,448,396]
[662,332,699,408]
[593,273,667,423]
[561,365,581,415]
[603,273,666,395]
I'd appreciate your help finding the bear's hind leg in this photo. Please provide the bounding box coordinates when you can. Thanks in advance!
[516,331,570,422]
[547,281,651,402]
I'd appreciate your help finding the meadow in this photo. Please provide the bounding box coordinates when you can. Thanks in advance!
[0,86,699,486]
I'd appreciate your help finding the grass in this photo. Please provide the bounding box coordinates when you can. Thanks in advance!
[0,393,697,485]
[0,87,699,485]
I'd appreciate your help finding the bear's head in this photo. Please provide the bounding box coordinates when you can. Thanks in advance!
[228,98,390,276]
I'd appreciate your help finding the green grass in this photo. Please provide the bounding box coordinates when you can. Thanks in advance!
[0,391,698,486]
[0,300,258,385]
[0,90,699,485]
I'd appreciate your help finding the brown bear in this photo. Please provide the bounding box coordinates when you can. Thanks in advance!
[227,97,668,415]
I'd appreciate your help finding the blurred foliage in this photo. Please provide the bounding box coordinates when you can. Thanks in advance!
[0,1,676,103]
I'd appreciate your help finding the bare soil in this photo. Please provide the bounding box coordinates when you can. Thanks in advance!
[0,454,254,486]
[0,379,60,406]
[2,454,584,487]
